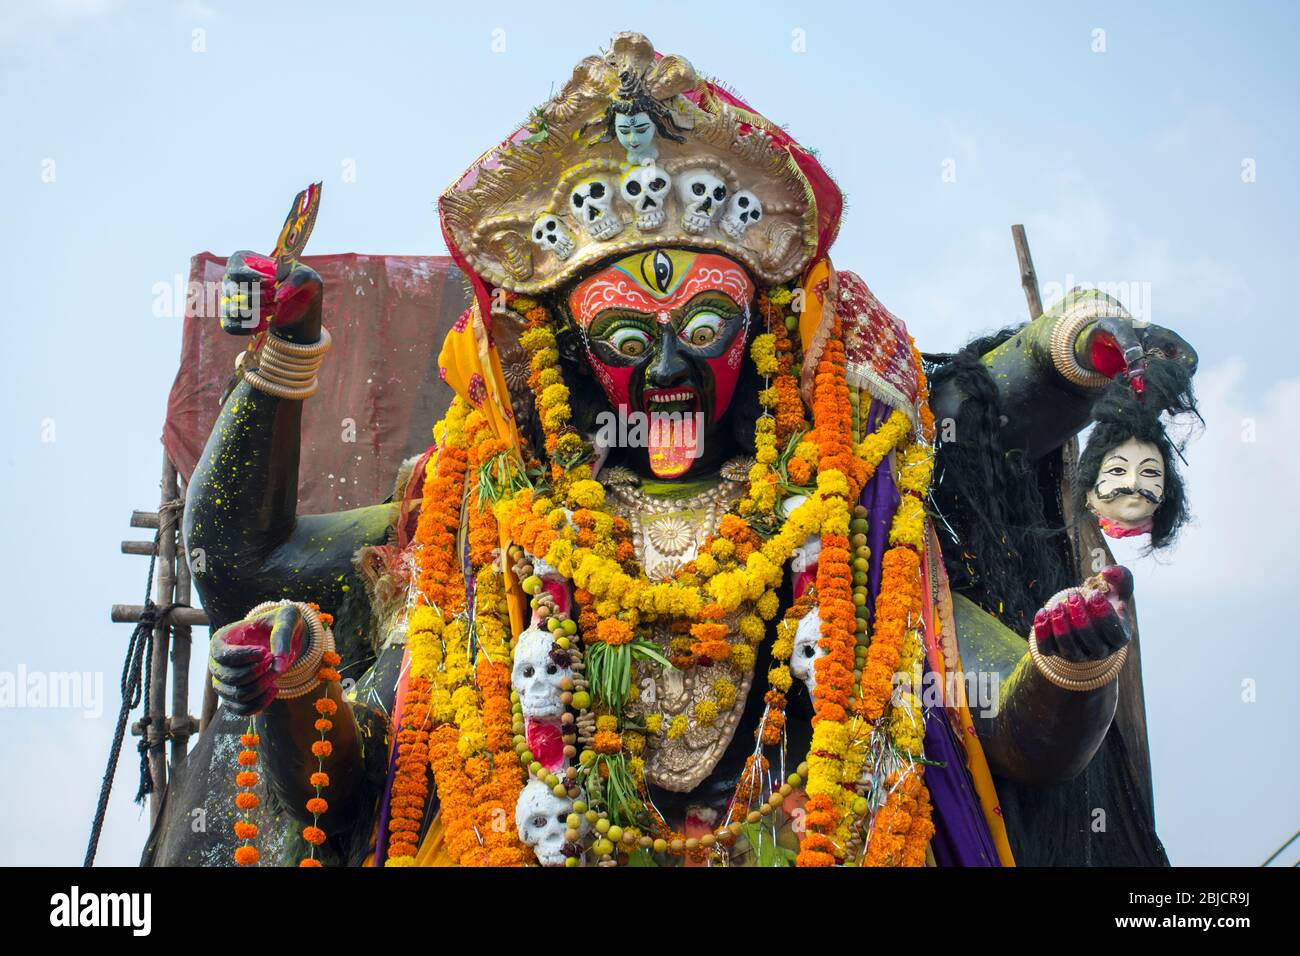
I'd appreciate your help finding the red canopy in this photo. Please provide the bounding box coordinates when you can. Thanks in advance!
[163,253,469,515]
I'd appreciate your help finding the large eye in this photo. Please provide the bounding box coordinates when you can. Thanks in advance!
[680,312,722,348]
[1140,467,1163,478]
[545,663,558,675]
[801,644,817,658]
[608,327,652,358]
[522,665,535,678]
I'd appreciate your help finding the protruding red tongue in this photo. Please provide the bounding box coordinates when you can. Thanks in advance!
[648,413,699,478]
[525,718,566,772]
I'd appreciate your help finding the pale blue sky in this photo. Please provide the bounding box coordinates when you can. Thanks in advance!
[1,0,1295,865]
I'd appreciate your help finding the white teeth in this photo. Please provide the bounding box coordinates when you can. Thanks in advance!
[650,391,691,403]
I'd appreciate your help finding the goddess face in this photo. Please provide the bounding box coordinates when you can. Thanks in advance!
[567,249,754,479]
[1086,436,1166,531]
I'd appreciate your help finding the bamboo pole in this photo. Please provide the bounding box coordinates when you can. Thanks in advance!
[170,473,194,769]
[111,604,208,626]
[1011,224,1044,321]
[200,667,219,732]
[130,510,160,529]
[147,455,178,823]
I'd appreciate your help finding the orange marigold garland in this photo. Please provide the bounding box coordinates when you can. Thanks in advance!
[795,335,939,867]
[385,398,471,866]
[233,724,260,865]
[387,394,530,867]
[301,618,341,867]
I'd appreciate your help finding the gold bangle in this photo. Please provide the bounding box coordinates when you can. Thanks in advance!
[244,368,319,400]
[261,339,330,371]
[242,601,335,700]
[243,326,331,399]
[1028,629,1128,692]
[1048,308,1112,389]
[264,327,333,358]
[253,352,319,383]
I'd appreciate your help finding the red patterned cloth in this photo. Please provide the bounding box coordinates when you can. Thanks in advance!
[162,253,469,515]
[834,269,921,423]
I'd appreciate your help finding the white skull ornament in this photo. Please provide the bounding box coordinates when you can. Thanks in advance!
[516,779,586,867]
[675,169,728,234]
[570,177,622,241]
[531,214,577,260]
[620,165,672,231]
[511,626,572,720]
[790,608,826,702]
[782,495,822,574]
[720,190,763,239]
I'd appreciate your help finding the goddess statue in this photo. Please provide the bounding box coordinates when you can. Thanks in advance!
[145,33,1198,867]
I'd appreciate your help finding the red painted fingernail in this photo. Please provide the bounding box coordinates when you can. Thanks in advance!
[1101,565,1132,596]
[1068,598,1089,628]
[242,253,276,277]
[1087,592,1112,619]
[1050,605,1070,636]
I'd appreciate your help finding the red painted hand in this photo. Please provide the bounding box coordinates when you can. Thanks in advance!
[1032,566,1133,663]
[218,250,323,339]
[208,604,308,716]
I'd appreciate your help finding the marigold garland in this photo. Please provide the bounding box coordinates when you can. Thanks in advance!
[301,636,341,867]
[377,287,942,868]
[233,726,260,866]
[384,399,471,866]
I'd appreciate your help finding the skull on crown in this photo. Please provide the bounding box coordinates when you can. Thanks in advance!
[570,176,623,241]
[531,214,577,260]
[675,168,727,234]
[620,164,672,231]
[720,190,763,239]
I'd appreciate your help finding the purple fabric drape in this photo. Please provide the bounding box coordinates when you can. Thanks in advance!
[859,400,900,625]
[922,700,1001,866]
[858,399,1000,866]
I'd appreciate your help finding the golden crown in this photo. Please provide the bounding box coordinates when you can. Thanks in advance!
[440,33,819,295]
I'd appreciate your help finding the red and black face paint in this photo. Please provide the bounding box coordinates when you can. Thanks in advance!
[567,250,754,477]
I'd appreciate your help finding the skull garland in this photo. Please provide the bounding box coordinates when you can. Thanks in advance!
[516,779,588,867]
[675,168,728,234]
[570,176,623,241]
[511,625,573,720]
[720,190,763,240]
[783,495,822,598]
[619,164,672,231]
[790,608,827,702]
[531,214,577,260]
